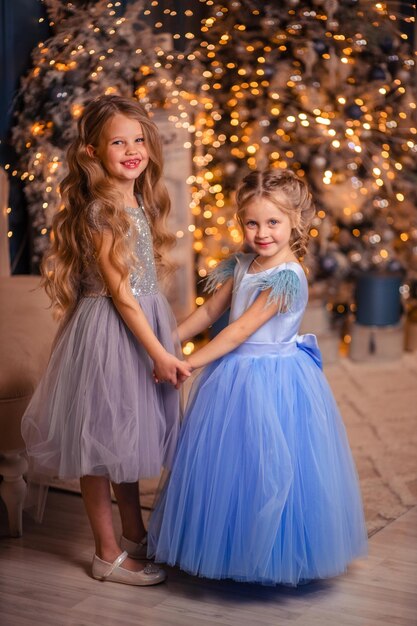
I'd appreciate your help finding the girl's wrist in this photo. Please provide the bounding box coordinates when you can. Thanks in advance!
[150,344,167,363]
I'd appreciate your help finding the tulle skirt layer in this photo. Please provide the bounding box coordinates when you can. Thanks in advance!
[148,346,368,586]
[21,293,180,483]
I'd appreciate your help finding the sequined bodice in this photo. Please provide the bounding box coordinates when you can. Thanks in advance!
[80,202,158,298]
[125,204,158,297]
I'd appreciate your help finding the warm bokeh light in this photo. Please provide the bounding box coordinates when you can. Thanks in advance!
[8,0,417,307]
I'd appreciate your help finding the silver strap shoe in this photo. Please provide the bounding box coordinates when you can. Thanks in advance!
[92,551,166,586]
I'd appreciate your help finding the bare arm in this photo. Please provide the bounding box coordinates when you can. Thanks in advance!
[187,288,279,370]
[177,278,234,342]
[93,230,191,386]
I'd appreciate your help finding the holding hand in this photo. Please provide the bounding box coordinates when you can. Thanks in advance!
[153,351,192,389]
[176,360,192,386]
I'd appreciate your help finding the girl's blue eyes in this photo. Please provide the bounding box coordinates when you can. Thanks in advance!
[246,219,280,227]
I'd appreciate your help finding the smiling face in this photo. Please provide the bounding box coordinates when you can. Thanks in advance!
[242,196,295,266]
[93,113,149,190]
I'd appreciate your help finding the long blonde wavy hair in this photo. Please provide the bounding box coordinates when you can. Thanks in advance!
[42,95,174,319]
[235,169,315,260]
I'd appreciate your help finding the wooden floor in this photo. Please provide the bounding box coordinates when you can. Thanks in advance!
[0,491,416,626]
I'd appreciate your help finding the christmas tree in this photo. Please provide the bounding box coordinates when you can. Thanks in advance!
[186,0,417,302]
[10,0,199,269]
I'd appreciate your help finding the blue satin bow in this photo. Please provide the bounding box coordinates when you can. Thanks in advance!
[296,333,323,370]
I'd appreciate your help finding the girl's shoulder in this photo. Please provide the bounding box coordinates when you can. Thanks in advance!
[86,202,104,231]
[204,252,249,293]
[248,261,306,312]
[266,260,306,281]
[86,202,122,232]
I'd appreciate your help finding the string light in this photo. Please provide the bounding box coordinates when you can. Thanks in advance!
[7,0,417,301]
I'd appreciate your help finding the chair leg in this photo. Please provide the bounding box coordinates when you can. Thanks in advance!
[0,452,28,537]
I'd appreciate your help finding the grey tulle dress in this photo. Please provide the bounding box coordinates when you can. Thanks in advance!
[21,203,180,484]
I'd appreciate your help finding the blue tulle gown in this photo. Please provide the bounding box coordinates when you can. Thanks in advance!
[148,254,368,586]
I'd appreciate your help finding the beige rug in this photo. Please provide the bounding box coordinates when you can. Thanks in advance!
[325,352,417,536]
[51,352,417,537]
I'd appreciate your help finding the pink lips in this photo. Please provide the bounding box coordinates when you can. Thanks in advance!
[255,241,272,247]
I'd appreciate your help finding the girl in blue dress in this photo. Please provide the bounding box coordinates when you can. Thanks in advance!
[148,169,368,586]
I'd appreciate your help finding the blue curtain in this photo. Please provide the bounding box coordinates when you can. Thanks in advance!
[0,0,50,272]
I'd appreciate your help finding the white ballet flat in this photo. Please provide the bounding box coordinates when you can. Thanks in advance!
[120,534,149,560]
[92,551,166,586]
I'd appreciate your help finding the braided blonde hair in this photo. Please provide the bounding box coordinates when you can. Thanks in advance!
[235,169,315,259]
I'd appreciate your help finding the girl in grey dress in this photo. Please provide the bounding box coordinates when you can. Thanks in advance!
[22,95,190,586]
